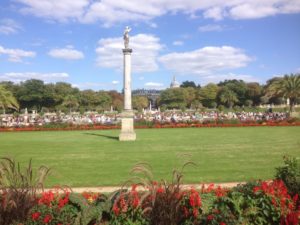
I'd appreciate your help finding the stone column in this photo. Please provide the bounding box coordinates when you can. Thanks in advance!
[119,48,136,141]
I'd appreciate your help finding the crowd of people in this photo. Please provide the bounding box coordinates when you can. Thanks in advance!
[0,109,290,128]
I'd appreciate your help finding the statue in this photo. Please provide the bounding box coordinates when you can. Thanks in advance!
[123,26,131,49]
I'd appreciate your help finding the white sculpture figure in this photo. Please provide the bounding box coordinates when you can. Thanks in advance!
[123,26,131,49]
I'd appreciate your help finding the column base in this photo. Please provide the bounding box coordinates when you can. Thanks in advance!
[119,114,136,141]
[119,131,136,141]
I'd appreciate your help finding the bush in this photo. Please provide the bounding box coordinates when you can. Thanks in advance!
[276,156,300,197]
[203,180,299,225]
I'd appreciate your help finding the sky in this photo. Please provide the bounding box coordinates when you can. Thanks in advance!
[0,0,300,91]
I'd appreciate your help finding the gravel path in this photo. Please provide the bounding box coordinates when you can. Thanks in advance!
[44,182,248,193]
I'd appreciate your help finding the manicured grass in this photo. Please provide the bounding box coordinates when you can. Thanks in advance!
[0,127,299,187]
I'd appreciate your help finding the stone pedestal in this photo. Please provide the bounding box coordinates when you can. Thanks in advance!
[119,47,136,141]
[119,110,136,141]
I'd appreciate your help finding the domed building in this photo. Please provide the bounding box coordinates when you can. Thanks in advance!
[170,76,180,88]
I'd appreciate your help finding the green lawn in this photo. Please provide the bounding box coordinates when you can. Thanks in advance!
[0,127,299,187]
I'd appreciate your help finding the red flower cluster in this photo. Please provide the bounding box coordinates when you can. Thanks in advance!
[201,183,228,198]
[82,192,99,203]
[181,188,202,219]
[112,185,141,216]
[38,191,55,206]
[253,180,300,224]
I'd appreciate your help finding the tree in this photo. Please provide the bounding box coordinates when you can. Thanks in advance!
[96,91,112,111]
[180,81,197,88]
[246,82,262,106]
[62,95,79,113]
[108,91,123,112]
[132,96,149,111]
[55,82,80,105]
[218,80,247,105]
[0,85,19,114]
[198,83,219,108]
[159,88,187,109]
[16,79,45,110]
[219,87,239,108]
[266,74,300,112]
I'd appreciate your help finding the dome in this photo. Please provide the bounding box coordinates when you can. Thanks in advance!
[170,76,180,88]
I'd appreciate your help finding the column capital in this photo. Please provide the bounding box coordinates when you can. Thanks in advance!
[123,48,132,54]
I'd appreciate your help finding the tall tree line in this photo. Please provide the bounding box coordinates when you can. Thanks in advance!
[0,73,299,113]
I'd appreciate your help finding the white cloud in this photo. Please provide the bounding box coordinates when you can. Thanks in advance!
[48,46,84,60]
[172,41,184,46]
[144,82,164,89]
[14,0,300,24]
[73,82,119,90]
[95,33,163,73]
[0,45,36,62]
[0,19,22,35]
[229,4,278,19]
[200,73,259,85]
[199,24,224,32]
[203,7,225,20]
[159,46,252,75]
[112,80,119,84]
[16,0,90,23]
[0,72,69,83]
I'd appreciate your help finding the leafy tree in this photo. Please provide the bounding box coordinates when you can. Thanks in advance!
[198,83,219,108]
[62,95,79,113]
[246,82,262,106]
[265,74,300,111]
[159,88,187,109]
[132,96,149,111]
[218,80,247,105]
[182,87,196,108]
[0,85,19,114]
[180,80,197,88]
[108,91,123,112]
[96,91,112,111]
[16,79,45,110]
[54,82,80,105]
[219,87,239,108]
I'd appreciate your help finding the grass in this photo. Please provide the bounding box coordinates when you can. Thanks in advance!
[0,127,299,187]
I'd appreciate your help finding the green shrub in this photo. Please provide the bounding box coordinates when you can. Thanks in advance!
[202,180,299,225]
[275,156,300,197]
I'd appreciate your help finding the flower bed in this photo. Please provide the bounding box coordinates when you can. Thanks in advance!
[2,180,299,225]
[1,157,300,225]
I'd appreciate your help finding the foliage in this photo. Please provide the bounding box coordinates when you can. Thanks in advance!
[159,88,189,109]
[219,86,239,108]
[276,156,300,197]
[133,96,149,111]
[266,74,300,112]
[121,162,202,225]
[203,180,300,225]
[0,85,19,113]
[0,158,49,225]
[180,81,197,88]
[198,83,218,108]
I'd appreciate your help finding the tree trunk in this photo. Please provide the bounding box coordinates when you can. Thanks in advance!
[289,98,295,112]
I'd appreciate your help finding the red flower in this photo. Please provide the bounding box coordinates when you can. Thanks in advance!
[207,214,214,221]
[58,192,70,208]
[39,191,54,206]
[31,212,40,221]
[220,222,226,225]
[43,214,52,224]
[193,208,198,218]
[157,186,164,194]
[113,204,120,215]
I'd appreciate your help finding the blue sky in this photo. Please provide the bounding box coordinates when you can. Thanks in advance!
[0,0,300,91]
